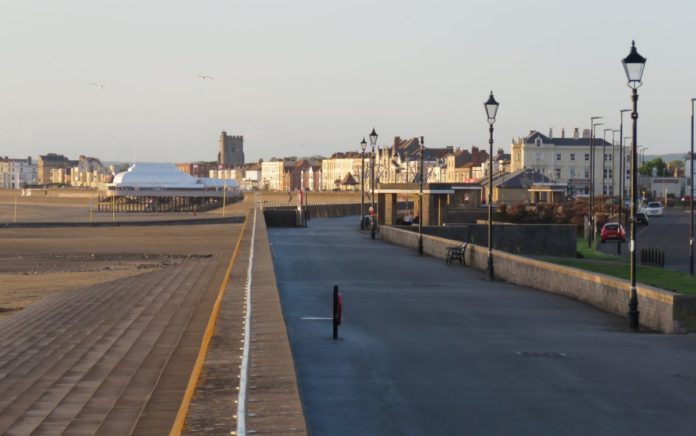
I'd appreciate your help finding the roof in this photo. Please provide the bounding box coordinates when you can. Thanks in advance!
[112,163,239,189]
[525,130,611,147]
[495,168,551,189]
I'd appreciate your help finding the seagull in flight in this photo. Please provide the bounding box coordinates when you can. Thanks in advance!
[196,74,214,80]
[89,82,107,89]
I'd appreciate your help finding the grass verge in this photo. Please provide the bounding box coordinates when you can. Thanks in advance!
[542,236,696,295]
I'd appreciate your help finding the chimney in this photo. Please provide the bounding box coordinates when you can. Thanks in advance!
[549,128,553,138]
[561,128,565,138]
[582,129,591,139]
[573,128,579,139]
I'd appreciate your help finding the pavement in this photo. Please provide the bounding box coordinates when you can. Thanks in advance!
[269,216,696,436]
[597,208,691,273]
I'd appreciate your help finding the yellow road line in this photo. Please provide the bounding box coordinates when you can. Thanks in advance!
[169,210,251,436]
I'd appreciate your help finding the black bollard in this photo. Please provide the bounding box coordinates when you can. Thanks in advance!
[333,285,339,340]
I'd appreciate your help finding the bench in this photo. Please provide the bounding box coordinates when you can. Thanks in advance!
[446,243,468,266]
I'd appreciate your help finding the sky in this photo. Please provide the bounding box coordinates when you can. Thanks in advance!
[1,0,695,163]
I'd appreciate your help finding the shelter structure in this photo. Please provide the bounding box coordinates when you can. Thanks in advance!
[98,163,242,213]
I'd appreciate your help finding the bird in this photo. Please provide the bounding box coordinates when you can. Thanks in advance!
[196,74,214,80]
[88,82,107,89]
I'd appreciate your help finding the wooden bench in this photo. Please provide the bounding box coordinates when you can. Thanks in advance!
[446,243,468,266]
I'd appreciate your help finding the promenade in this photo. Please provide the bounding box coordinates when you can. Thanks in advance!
[269,216,696,436]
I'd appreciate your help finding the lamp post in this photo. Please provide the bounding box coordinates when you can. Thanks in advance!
[619,109,631,233]
[589,117,603,247]
[690,98,695,275]
[360,137,367,230]
[603,128,612,214]
[418,136,425,255]
[622,40,646,331]
[484,91,499,281]
[611,129,619,211]
[370,128,378,239]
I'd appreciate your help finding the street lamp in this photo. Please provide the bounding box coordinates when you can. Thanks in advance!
[418,136,425,255]
[589,117,603,247]
[622,40,646,331]
[603,127,613,214]
[360,137,367,230]
[690,98,695,275]
[370,128,378,239]
[619,109,631,234]
[484,91,499,281]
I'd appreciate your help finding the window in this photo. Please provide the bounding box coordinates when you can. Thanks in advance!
[584,153,590,161]
[556,153,562,161]
[570,153,575,161]
[604,169,613,178]
[555,168,561,179]
[570,168,576,178]
[584,168,590,178]
[535,137,542,146]
[535,152,542,161]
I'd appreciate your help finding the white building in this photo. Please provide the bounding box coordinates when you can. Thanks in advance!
[321,153,364,191]
[0,157,37,188]
[261,161,285,191]
[511,129,629,197]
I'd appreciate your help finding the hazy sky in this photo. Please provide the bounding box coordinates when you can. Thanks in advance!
[1,0,694,163]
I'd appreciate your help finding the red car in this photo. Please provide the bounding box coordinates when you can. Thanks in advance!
[600,223,626,243]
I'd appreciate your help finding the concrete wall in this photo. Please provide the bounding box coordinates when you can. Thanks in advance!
[263,203,361,227]
[395,223,576,257]
[379,225,696,334]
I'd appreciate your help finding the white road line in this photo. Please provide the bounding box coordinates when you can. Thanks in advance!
[236,207,256,436]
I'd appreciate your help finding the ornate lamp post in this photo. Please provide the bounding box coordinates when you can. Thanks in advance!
[622,40,646,331]
[589,117,603,247]
[418,136,425,255]
[370,128,378,239]
[691,98,696,275]
[484,91,499,281]
[360,137,367,230]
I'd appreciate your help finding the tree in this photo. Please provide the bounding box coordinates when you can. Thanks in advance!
[639,157,666,176]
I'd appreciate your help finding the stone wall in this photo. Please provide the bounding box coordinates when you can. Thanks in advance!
[395,223,576,257]
[379,225,696,334]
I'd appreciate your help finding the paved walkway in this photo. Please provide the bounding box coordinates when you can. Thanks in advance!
[0,255,228,435]
[269,216,696,436]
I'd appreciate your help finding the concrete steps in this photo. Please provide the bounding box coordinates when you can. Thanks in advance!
[0,256,223,435]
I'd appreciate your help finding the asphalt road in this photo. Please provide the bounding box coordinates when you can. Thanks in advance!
[269,216,696,436]
[598,208,691,273]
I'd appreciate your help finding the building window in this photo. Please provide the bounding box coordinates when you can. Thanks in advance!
[535,152,542,161]
[570,153,575,161]
[604,169,613,178]
[535,138,542,146]
[584,153,590,161]
[584,168,590,178]
[570,168,576,178]
[556,153,562,161]
[555,168,561,179]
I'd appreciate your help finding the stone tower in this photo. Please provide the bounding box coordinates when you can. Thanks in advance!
[218,131,245,167]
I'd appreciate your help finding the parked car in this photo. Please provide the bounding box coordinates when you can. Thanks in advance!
[600,223,626,243]
[636,212,649,225]
[644,201,664,217]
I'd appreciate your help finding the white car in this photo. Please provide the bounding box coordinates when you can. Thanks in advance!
[644,201,663,217]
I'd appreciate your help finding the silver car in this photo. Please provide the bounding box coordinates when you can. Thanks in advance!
[644,201,663,217]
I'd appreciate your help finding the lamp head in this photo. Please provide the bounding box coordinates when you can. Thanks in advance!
[360,137,367,152]
[369,128,378,146]
[622,40,646,88]
[484,91,499,123]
